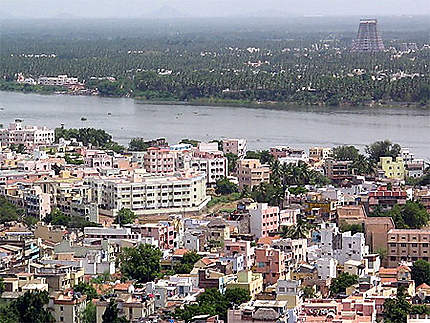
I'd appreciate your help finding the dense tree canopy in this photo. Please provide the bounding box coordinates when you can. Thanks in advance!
[119,244,163,283]
[383,287,412,323]
[215,177,239,195]
[73,282,98,301]
[2,18,430,106]
[81,302,96,323]
[330,273,358,295]
[332,145,360,161]
[0,291,55,323]
[114,208,137,226]
[174,251,202,274]
[55,128,113,147]
[371,201,430,229]
[366,140,401,165]
[43,208,99,229]
[102,299,128,323]
[0,196,24,224]
[175,287,250,322]
[411,260,430,287]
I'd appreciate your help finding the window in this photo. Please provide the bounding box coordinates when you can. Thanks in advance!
[401,243,406,247]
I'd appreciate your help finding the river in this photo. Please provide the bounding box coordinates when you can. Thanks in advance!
[0,91,429,160]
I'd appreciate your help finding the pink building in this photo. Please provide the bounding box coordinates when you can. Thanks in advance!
[254,246,286,286]
[84,150,114,168]
[270,146,291,159]
[297,298,376,322]
[222,139,247,158]
[144,147,175,174]
[0,121,55,149]
[250,203,280,239]
[130,222,176,250]
[224,239,255,269]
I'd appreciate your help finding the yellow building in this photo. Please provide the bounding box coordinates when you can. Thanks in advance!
[379,156,405,179]
[275,280,302,309]
[226,270,263,299]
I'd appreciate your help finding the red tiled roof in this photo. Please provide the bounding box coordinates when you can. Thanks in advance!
[379,267,397,276]
[257,235,280,246]
[417,283,430,290]
[114,282,132,291]
[200,257,215,265]
[381,277,397,284]
[173,248,189,256]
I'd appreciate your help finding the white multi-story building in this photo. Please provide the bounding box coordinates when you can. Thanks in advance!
[320,222,340,258]
[337,231,368,265]
[272,238,308,271]
[89,170,210,216]
[222,139,247,158]
[319,222,368,265]
[190,156,228,187]
[38,74,79,86]
[0,121,55,148]
[84,226,142,244]
[316,257,338,280]
[309,147,332,161]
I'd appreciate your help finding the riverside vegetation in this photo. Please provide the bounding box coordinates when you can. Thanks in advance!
[1,17,430,107]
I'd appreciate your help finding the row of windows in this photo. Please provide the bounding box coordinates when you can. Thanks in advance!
[390,242,429,247]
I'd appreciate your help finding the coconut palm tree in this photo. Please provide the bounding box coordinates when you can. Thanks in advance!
[281,216,315,239]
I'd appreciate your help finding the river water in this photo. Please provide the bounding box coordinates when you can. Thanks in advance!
[1,91,429,160]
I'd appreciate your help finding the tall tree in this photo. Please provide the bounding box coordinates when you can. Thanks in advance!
[366,140,401,165]
[81,302,96,323]
[174,251,202,274]
[0,277,4,295]
[12,290,55,323]
[383,287,412,323]
[119,244,162,283]
[411,260,430,287]
[74,282,98,300]
[225,153,239,174]
[282,216,315,239]
[330,273,358,295]
[332,145,360,161]
[215,177,238,195]
[114,208,137,226]
[102,299,128,323]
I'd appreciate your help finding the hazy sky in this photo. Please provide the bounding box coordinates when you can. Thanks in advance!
[2,0,430,18]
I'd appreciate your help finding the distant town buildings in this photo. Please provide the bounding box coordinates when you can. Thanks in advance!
[37,75,79,86]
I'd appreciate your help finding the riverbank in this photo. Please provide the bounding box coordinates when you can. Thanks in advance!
[1,90,429,160]
[134,97,430,111]
[1,84,428,110]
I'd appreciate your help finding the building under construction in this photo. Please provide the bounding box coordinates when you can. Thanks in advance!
[352,19,385,52]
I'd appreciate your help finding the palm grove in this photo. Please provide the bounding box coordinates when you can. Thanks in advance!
[1,19,430,107]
